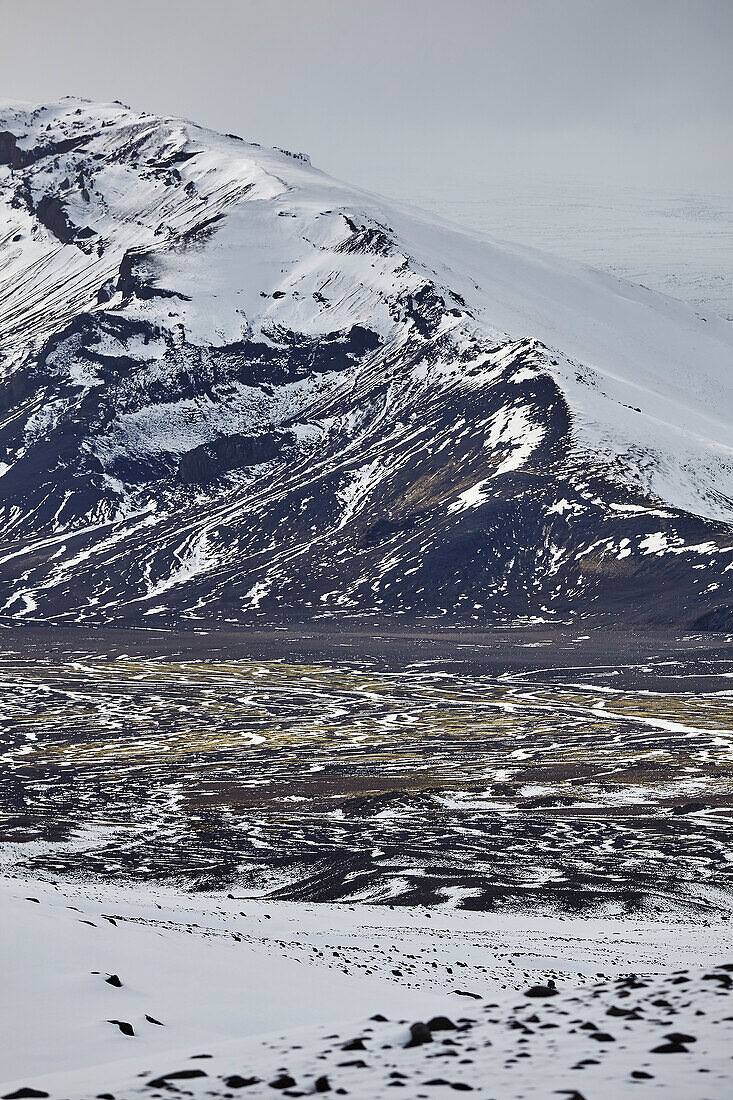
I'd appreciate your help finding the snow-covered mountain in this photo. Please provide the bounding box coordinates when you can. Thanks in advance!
[1,97,732,628]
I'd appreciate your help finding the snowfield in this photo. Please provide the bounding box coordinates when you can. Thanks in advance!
[1,874,732,1099]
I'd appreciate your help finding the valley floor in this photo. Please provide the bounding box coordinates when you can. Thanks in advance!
[2,624,732,913]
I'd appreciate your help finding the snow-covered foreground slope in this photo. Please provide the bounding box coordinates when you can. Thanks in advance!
[1,875,732,1099]
[1,98,732,627]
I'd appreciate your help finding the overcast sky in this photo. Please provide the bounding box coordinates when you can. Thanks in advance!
[1,0,731,196]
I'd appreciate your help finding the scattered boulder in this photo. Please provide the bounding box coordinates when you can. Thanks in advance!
[107,1019,134,1036]
[2,1090,50,1099]
[147,1069,208,1087]
[427,1016,457,1031]
[606,1005,633,1017]
[405,1021,433,1048]
[650,1038,689,1053]
[268,1075,296,1090]
[341,1038,366,1051]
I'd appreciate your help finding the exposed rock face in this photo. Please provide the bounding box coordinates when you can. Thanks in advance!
[0,97,731,628]
[177,431,294,485]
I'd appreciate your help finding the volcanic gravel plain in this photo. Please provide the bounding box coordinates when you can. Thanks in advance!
[1,625,731,914]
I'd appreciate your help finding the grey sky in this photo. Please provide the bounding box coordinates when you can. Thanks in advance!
[1,0,731,195]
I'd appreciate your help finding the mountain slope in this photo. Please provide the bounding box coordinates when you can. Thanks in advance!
[0,97,732,628]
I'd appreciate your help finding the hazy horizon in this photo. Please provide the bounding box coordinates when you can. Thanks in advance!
[1,0,731,197]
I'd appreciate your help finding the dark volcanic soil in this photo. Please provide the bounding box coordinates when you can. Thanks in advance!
[2,620,732,685]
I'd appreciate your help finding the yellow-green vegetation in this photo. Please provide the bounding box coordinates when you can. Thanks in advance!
[2,659,731,811]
